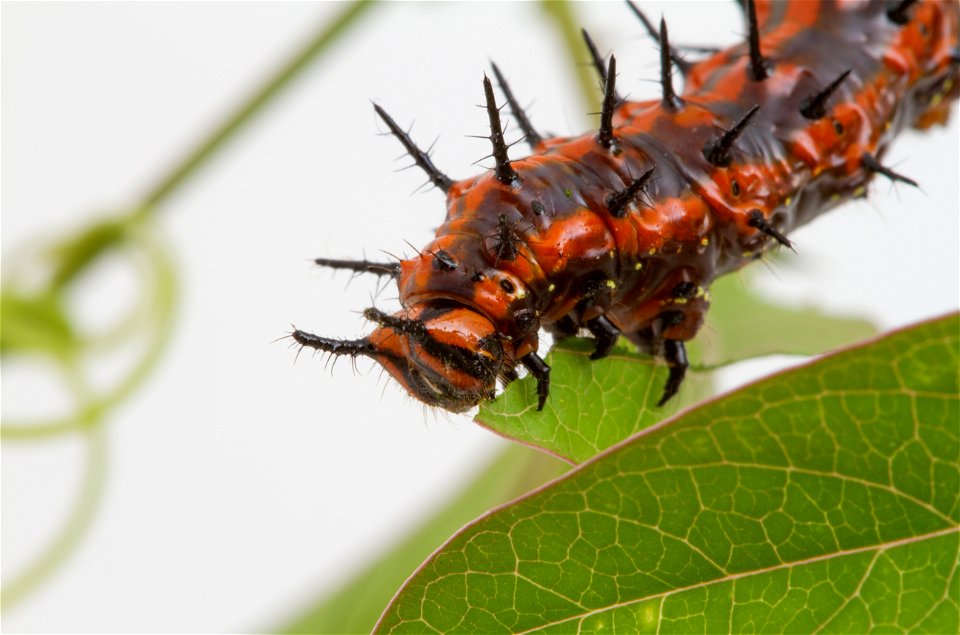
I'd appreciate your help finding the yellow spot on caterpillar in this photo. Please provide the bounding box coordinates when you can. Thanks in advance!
[634,262,643,270]
[944,79,954,92]
[931,93,943,107]
[704,291,712,302]
[547,283,556,292]
[648,247,656,255]
[885,121,892,131]
[696,286,706,298]
[784,196,792,206]
[674,298,688,305]
[700,237,709,246]
[608,250,615,258]
[605,279,618,289]
[854,186,866,197]
[675,246,682,254]
[743,251,754,258]
[830,193,841,202]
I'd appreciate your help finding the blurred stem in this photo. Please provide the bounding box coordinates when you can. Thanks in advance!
[35,1,376,290]
[276,443,568,635]
[2,232,177,441]
[0,0,378,614]
[3,0,376,436]
[138,0,375,216]
[0,427,109,611]
[540,1,600,115]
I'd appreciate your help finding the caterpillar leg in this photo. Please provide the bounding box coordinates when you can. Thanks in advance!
[543,313,620,360]
[544,314,579,340]
[658,340,688,407]
[520,353,551,411]
[625,310,693,407]
[586,315,621,360]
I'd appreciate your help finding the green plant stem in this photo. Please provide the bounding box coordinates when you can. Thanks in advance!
[4,1,376,437]
[2,232,177,441]
[34,1,375,289]
[138,0,375,216]
[0,428,109,612]
[277,444,568,635]
[540,1,599,115]
[0,0,379,614]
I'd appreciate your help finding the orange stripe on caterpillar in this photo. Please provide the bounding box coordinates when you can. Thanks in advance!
[295,0,960,413]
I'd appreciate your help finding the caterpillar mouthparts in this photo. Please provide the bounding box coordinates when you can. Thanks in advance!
[294,0,960,413]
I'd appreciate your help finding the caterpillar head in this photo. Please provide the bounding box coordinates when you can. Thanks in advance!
[294,305,508,413]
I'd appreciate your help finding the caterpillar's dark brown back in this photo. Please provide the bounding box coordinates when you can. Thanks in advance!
[294,0,960,413]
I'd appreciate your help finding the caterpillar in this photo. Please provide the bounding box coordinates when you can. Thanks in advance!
[293,0,959,413]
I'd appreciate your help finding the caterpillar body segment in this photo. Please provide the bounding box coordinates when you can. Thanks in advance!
[296,0,960,413]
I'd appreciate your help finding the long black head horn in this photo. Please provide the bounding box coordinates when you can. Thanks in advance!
[314,257,400,278]
[291,329,374,358]
[363,307,428,339]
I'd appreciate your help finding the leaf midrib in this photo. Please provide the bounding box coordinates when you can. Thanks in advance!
[488,459,955,629]
[417,460,956,628]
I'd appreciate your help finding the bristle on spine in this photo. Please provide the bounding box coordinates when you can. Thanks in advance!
[374,104,454,193]
[625,1,692,74]
[606,167,655,218]
[482,75,519,184]
[800,69,852,120]
[862,152,919,187]
[703,104,760,166]
[746,0,769,81]
[597,56,619,150]
[659,18,683,109]
[490,62,544,149]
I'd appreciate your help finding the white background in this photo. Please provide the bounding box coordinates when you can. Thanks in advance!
[2,2,957,632]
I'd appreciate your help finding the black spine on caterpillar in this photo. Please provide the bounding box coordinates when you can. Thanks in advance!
[298,0,959,414]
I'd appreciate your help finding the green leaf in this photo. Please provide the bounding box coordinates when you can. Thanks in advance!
[377,314,960,634]
[478,276,877,465]
[478,339,713,464]
[692,274,878,366]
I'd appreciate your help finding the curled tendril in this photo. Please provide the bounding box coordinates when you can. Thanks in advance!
[2,223,177,440]
[0,224,175,612]
[1,1,377,612]
[0,427,108,609]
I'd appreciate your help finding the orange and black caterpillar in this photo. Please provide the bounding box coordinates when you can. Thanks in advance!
[293,0,959,413]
